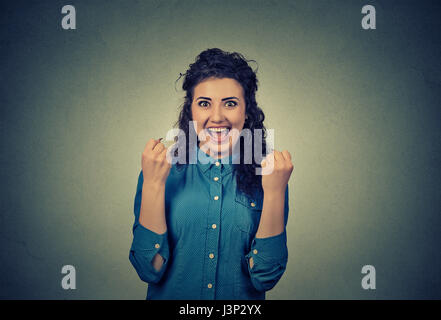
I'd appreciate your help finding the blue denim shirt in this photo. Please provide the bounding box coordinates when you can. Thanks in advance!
[129,146,289,299]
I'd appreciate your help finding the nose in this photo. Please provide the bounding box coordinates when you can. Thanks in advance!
[210,104,225,122]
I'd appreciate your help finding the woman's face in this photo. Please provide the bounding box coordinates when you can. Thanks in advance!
[191,77,246,159]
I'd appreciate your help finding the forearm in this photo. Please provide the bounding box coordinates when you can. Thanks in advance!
[255,188,286,239]
[139,181,167,234]
[138,181,167,271]
[247,187,289,288]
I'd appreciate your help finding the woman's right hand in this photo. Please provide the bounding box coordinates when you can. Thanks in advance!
[141,138,172,186]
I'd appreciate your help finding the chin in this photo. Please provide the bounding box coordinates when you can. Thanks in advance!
[201,140,232,157]
[207,142,230,153]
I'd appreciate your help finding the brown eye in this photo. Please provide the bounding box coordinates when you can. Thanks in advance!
[198,101,209,107]
[225,101,237,107]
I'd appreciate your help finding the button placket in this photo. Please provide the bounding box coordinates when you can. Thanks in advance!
[203,162,222,298]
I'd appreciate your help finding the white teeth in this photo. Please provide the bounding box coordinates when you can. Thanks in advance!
[207,127,229,133]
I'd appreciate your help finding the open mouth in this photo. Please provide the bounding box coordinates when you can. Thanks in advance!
[205,127,231,143]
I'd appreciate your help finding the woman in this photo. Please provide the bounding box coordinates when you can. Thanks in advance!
[129,48,294,299]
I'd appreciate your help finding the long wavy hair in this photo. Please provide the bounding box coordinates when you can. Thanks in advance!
[173,48,268,198]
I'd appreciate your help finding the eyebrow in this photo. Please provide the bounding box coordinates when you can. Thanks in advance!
[196,96,239,101]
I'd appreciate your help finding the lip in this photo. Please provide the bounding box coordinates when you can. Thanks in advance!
[204,127,231,144]
[206,126,231,129]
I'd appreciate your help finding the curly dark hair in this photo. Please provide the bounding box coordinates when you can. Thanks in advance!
[173,48,268,198]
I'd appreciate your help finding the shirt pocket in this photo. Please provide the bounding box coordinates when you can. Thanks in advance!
[234,189,263,235]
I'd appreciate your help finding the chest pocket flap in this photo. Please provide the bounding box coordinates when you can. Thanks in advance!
[234,189,263,234]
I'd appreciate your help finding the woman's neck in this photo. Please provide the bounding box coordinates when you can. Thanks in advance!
[197,143,236,160]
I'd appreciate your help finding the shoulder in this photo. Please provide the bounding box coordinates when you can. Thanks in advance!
[169,163,188,178]
[136,163,186,184]
[165,163,189,189]
[136,170,143,189]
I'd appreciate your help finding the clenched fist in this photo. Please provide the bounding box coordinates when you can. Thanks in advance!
[141,138,172,186]
[261,150,294,194]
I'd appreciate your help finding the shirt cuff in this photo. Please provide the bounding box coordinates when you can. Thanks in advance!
[245,230,288,292]
[247,229,288,264]
[131,223,170,261]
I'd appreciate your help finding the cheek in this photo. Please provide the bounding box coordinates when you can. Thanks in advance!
[190,107,203,131]
[190,105,196,119]
[233,110,246,128]
[190,106,198,120]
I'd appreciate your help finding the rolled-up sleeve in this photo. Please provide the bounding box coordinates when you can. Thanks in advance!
[246,186,290,292]
[129,171,170,284]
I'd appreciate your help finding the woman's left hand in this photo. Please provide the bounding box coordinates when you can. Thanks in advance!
[261,150,294,194]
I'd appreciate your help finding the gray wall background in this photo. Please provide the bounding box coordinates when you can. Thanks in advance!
[1,0,440,299]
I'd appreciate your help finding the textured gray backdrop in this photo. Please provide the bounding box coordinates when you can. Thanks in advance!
[1,0,440,299]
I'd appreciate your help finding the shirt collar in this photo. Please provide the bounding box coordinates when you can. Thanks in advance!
[194,145,240,175]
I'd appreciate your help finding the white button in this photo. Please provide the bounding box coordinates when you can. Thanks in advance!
[155,243,160,249]
[213,176,219,181]
[253,249,258,254]
[207,283,213,289]
[215,161,220,167]
[250,202,256,207]
[214,196,219,200]
[211,224,217,229]
[209,253,214,259]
